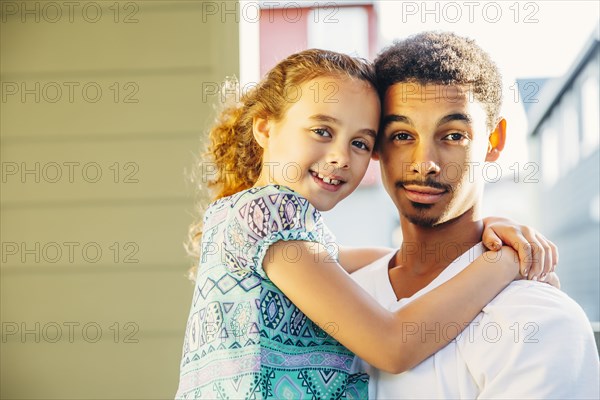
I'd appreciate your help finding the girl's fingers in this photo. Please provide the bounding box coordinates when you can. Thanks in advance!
[518,226,544,280]
[551,239,559,272]
[481,227,502,251]
[511,233,533,277]
[536,234,555,280]
[543,272,561,289]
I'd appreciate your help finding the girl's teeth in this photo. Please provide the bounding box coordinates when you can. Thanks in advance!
[313,171,341,186]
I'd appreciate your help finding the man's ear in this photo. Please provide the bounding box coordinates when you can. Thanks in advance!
[252,117,271,149]
[486,118,507,162]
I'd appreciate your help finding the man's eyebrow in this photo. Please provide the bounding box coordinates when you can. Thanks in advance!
[381,114,413,129]
[438,113,472,126]
[381,113,473,130]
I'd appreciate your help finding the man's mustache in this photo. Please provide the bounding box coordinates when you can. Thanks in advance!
[395,178,453,192]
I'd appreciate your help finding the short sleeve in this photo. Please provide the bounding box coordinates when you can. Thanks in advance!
[224,185,330,279]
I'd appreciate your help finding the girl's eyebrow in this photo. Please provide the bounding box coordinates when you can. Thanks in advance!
[310,114,377,138]
[362,129,377,139]
[309,114,340,124]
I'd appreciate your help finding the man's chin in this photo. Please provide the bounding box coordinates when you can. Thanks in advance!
[400,209,440,227]
[399,202,443,227]
[405,214,440,228]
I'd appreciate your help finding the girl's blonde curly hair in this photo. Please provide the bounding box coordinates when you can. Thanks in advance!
[185,49,377,280]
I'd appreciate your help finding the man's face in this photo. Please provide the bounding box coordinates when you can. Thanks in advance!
[376,82,501,227]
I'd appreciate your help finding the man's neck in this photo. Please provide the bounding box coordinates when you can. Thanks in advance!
[389,209,484,299]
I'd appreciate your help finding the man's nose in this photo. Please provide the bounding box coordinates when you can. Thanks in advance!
[410,143,441,176]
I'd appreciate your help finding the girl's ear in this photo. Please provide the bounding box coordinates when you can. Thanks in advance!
[486,118,507,162]
[253,117,271,149]
[371,149,380,161]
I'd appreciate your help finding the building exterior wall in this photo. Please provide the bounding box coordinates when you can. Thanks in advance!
[0,2,239,398]
[528,42,600,324]
[259,3,378,76]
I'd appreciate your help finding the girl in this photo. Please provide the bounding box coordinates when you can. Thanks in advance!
[176,49,556,399]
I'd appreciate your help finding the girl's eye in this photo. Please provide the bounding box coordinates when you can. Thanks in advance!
[391,132,413,141]
[312,128,332,138]
[352,140,371,151]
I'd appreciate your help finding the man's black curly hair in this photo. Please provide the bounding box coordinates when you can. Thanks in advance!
[374,31,503,130]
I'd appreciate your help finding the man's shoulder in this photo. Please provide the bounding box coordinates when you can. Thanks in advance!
[486,280,587,319]
[464,280,595,351]
[458,281,600,398]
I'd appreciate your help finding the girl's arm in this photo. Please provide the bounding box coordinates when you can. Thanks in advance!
[264,241,520,374]
[337,219,558,277]
[337,245,394,274]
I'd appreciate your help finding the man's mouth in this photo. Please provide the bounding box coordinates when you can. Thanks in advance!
[403,184,446,195]
[402,184,447,204]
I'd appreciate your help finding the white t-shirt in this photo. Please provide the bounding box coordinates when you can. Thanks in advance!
[351,243,600,399]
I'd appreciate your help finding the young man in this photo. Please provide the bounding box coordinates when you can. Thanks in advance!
[351,31,600,399]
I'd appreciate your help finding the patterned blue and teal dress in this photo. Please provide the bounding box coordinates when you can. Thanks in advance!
[175,185,369,399]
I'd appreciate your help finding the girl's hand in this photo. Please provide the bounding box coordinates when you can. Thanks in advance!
[494,246,561,289]
[482,217,558,281]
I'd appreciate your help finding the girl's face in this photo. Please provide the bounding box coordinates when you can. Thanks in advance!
[253,75,380,211]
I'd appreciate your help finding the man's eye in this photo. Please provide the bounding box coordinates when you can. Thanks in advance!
[391,133,412,141]
[445,133,466,141]
[312,128,332,137]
